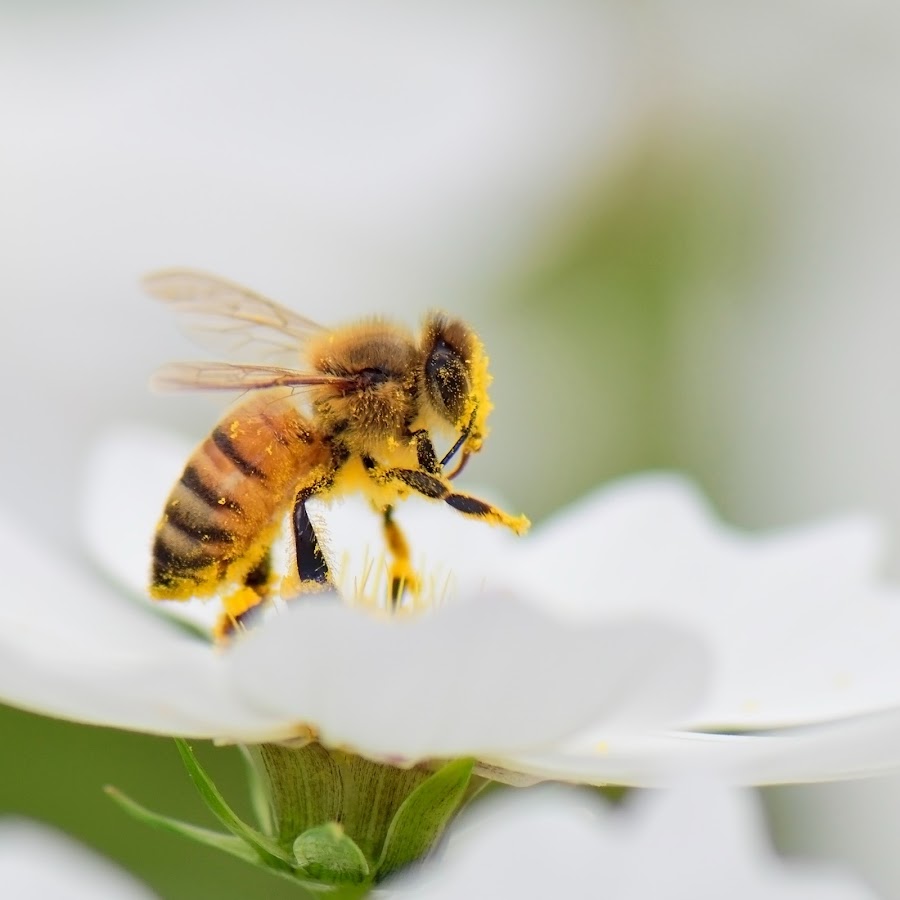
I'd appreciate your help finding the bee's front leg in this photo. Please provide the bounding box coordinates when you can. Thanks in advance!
[373,466,530,536]
[408,429,468,479]
[408,429,441,474]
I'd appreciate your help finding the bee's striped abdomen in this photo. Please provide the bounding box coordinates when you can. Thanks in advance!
[151,398,329,601]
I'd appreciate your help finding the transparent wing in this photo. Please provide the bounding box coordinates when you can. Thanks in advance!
[143,269,328,365]
[152,361,358,394]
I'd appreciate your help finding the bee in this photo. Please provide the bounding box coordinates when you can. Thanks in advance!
[145,269,530,637]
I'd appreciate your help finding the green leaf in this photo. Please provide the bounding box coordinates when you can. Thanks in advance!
[105,786,258,866]
[376,757,474,879]
[174,738,293,869]
[293,823,370,885]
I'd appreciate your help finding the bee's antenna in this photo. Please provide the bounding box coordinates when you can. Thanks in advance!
[440,431,467,470]
[441,407,478,477]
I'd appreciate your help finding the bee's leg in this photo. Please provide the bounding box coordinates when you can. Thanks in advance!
[292,489,330,588]
[382,505,419,607]
[275,456,339,599]
[409,430,441,474]
[377,468,530,535]
[214,552,273,641]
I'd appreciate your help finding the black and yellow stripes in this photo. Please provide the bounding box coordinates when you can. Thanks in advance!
[211,424,268,480]
[150,397,332,603]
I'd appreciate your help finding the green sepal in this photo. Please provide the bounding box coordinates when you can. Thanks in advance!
[376,757,474,879]
[104,786,259,867]
[293,823,370,885]
[174,738,293,870]
[105,786,331,889]
[238,744,274,833]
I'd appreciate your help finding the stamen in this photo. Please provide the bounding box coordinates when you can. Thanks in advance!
[333,546,450,617]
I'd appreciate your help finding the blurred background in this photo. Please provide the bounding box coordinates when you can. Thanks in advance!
[2,0,900,896]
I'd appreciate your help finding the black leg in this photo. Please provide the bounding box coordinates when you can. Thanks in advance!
[377,467,529,534]
[293,492,330,585]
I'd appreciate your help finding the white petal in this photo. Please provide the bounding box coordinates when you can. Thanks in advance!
[227,595,709,762]
[491,708,900,787]
[522,473,723,606]
[488,734,761,787]
[0,818,156,900]
[678,518,900,729]
[724,710,900,786]
[0,510,287,741]
[0,629,288,742]
[0,507,186,650]
[512,475,900,728]
[389,781,876,899]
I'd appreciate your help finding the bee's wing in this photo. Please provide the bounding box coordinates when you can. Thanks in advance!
[143,268,327,365]
[152,361,358,394]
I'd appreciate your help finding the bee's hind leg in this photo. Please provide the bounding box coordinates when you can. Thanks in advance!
[216,489,332,639]
[382,505,419,608]
[214,552,273,641]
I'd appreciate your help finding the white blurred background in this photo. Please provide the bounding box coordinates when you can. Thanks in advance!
[3,0,900,897]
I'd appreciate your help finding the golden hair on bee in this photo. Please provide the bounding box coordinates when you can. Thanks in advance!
[144,269,529,638]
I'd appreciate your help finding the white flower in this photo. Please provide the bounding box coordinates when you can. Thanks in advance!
[0,427,707,770]
[0,819,155,900]
[386,781,880,899]
[72,428,900,786]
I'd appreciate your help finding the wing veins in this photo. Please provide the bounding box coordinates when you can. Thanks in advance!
[143,269,328,366]
[152,361,356,394]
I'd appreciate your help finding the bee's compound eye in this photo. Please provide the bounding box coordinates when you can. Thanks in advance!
[425,338,468,422]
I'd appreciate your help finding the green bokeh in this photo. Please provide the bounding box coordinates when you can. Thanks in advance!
[483,133,770,522]
[0,706,308,898]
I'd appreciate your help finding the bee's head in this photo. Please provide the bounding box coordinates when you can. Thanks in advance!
[420,314,492,461]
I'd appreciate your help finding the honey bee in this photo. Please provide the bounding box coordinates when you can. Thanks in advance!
[145,269,530,637]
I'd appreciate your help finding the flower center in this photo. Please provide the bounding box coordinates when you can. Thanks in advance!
[335,545,453,618]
